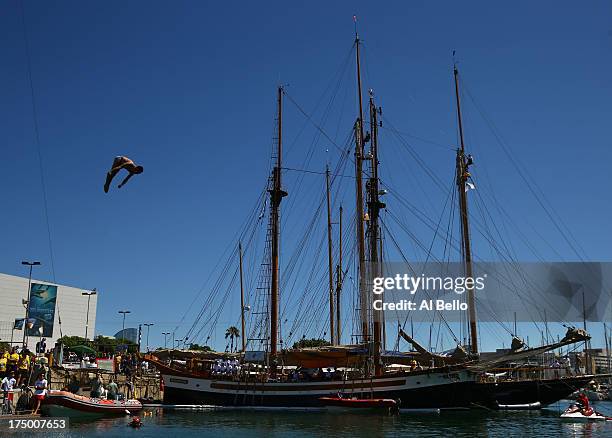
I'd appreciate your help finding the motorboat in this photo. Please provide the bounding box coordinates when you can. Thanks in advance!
[41,390,142,417]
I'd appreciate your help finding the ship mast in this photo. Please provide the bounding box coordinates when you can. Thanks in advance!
[336,205,343,344]
[239,241,246,352]
[367,90,385,375]
[325,165,335,345]
[269,86,287,368]
[354,30,369,343]
[453,66,478,354]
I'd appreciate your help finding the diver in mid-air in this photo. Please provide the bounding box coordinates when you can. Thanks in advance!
[103,156,143,193]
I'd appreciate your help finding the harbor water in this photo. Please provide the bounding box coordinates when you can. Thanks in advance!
[9,401,611,437]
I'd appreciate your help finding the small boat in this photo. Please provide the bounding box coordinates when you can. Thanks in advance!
[560,404,611,421]
[318,396,398,412]
[41,390,143,418]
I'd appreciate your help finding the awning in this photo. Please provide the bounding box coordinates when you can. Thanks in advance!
[69,345,96,355]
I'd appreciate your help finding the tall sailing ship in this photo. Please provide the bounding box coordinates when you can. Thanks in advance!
[148,29,603,410]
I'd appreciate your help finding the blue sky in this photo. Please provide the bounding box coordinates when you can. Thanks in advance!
[1,1,611,352]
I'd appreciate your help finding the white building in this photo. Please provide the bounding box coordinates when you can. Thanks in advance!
[0,272,97,351]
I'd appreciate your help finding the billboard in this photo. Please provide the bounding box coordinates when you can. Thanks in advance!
[26,283,57,337]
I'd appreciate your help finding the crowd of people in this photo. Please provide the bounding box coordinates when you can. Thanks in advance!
[211,358,240,376]
[115,353,140,378]
[79,373,128,401]
[61,369,139,403]
[0,341,160,415]
[551,356,582,377]
[0,346,50,385]
[0,345,50,414]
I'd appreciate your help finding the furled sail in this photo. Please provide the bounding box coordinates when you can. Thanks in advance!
[467,327,590,371]
[397,328,475,366]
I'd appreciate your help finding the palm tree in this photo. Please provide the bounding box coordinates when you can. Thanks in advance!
[225,326,240,353]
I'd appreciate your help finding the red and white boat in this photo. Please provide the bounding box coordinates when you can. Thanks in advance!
[318,396,398,412]
[41,390,143,417]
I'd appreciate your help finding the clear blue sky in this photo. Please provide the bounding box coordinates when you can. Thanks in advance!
[1,1,611,352]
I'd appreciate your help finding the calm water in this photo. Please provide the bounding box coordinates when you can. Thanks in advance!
[5,401,612,437]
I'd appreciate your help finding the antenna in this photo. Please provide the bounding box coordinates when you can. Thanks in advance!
[353,15,358,37]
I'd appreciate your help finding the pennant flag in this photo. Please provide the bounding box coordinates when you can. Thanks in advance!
[465,181,476,192]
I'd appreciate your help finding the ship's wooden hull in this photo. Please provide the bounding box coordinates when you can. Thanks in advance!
[159,365,476,409]
[157,360,595,409]
[163,379,475,409]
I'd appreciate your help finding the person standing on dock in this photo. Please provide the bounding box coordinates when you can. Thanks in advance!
[1,372,16,414]
[114,355,121,378]
[0,351,7,379]
[575,355,583,375]
[563,356,572,376]
[35,338,46,354]
[16,350,30,387]
[31,372,47,415]
[7,348,19,376]
[126,379,134,400]
[31,357,49,387]
[552,358,561,378]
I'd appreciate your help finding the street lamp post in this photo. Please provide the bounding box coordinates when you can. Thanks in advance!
[82,289,97,340]
[143,323,154,352]
[175,339,183,350]
[118,310,131,342]
[21,261,41,348]
[38,325,44,352]
[161,332,170,349]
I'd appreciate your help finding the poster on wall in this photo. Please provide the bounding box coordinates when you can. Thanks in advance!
[26,283,57,337]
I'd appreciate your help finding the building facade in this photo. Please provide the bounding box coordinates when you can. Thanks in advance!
[114,328,138,344]
[0,272,97,351]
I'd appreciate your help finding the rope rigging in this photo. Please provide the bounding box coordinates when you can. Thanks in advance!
[19,0,63,337]
[171,36,599,359]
